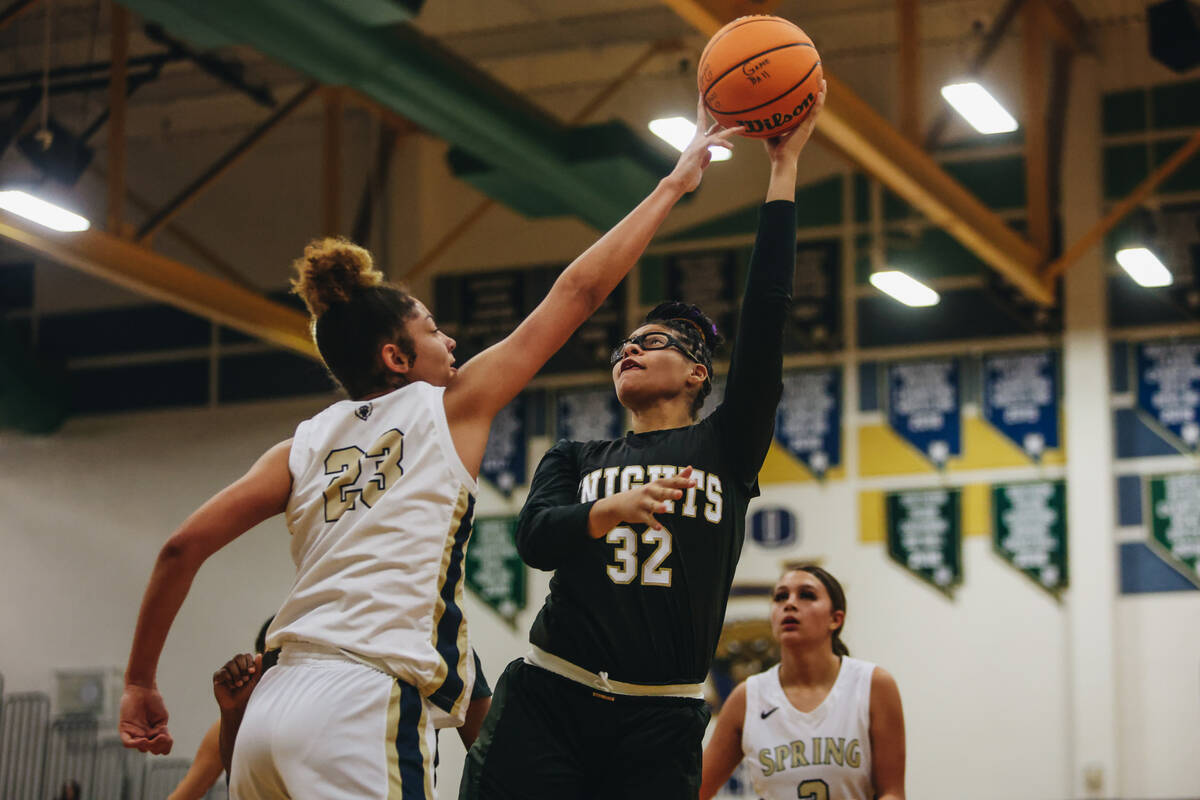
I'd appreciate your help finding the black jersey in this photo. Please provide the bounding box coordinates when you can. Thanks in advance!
[515,200,796,686]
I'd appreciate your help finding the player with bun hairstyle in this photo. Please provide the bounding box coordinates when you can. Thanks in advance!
[460,83,827,800]
[118,99,741,800]
[700,566,905,800]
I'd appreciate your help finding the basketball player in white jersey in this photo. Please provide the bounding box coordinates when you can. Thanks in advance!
[118,98,744,800]
[700,566,905,800]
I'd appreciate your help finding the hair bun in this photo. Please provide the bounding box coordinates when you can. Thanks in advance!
[290,237,383,318]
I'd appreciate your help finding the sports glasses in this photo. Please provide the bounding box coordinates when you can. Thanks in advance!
[610,331,701,366]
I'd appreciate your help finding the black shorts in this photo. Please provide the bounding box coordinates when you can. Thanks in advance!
[459,659,711,800]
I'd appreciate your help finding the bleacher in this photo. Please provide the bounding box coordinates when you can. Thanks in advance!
[0,673,226,800]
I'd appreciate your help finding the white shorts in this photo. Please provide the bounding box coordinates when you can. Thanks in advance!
[230,643,438,800]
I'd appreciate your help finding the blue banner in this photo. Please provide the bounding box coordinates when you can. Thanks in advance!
[887,359,961,468]
[982,351,1060,461]
[775,367,841,478]
[481,395,526,494]
[749,507,799,549]
[1136,340,1200,452]
[556,387,622,442]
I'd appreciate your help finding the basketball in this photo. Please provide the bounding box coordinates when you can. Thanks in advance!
[697,15,823,139]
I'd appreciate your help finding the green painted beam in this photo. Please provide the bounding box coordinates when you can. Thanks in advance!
[119,0,671,228]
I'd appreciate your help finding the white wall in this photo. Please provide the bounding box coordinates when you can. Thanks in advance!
[0,397,326,759]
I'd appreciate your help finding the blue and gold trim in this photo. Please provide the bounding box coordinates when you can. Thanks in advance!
[427,486,475,718]
[387,678,433,800]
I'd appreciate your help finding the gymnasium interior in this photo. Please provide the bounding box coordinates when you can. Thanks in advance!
[1,0,1198,798]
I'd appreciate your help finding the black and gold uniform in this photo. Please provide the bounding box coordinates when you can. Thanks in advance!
[460,200,796,800]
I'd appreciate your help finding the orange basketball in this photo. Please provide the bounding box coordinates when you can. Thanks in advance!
[697,15,822,139]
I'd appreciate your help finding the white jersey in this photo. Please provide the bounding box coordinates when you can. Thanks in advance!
[266,383,478,725]
[740,658,875,800]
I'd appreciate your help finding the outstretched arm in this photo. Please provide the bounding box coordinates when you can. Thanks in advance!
[445,101,744,473]
[715,83,826,485]
[119,441,292,754]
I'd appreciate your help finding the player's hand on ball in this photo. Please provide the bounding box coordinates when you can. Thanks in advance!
[590,466,697,537]
[119,684,174,754]
[666,99,744,194]
[213,652,263,713]
[764,79,827,166]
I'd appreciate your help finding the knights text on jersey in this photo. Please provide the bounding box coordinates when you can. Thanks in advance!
[265,383,478,724]
[741,659,875,800]
[524,413,756,686]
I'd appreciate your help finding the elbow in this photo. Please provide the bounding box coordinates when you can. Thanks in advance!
[515,517,556,571]
[158,532,204,573]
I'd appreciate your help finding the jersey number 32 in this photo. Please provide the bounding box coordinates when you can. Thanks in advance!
[606,526,672,587]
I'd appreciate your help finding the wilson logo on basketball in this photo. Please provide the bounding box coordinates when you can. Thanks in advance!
[737,92,816,135]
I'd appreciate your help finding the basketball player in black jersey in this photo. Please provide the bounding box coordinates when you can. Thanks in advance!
[460,82,826,800]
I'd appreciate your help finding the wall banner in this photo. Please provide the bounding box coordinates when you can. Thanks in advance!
[886,488,962,596]
[1147,473,1200,585]
[886,359,962,468]
[992,480,1068,597]
[775,367,841,478]
[749,507,799,549]
[464,516,527,627]
[481,395,526,494]
[1135,340,1200,452]
[556,386,622,442]
[982,351,1060,461]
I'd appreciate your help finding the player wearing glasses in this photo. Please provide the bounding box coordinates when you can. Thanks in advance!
[460,85,827,800]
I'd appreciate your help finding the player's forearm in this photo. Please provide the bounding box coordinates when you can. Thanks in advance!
[516,502,595,570]
[553,177,687,313]
[765,158,800,203]
[218,708,244,774]
[125,541,204,686]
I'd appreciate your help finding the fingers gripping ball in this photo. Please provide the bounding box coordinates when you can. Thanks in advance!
[698,15,823,139]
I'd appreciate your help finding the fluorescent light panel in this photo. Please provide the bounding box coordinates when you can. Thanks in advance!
[940,82,1018,135]
[0,189,90,232]
[1115,247,1172,287]
[869,270,940,307]
[648,117,731,162]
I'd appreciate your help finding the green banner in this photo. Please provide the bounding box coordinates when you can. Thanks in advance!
[464,516,527,627]
[992,480,1068,597]
[1148,473,1200,584]
[886,488,962,596]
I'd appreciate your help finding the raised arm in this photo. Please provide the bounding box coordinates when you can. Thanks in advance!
[445,102,743,466]
[715,84,826,485]
[699,681,748,800]
[119,440,292,754]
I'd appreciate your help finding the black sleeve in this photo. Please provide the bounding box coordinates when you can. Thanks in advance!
[713,200,796,485]
[470,648,492,700]
[515,440,595,571]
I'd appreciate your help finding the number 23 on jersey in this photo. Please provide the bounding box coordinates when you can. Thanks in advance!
[322,428,405,522]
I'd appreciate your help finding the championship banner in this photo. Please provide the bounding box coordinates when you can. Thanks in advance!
[665,249,739,345]
[886,488,962,596]
[775,367,841,478]
[992,480,1068,597]
[464,516,527,627]
[556,386,622,442]
[982,351,1060,461]
[887,360,962,468]
[481,395,526,494]
[1135,340,1200,452]
[786,239,841,352]
[1147,473,1200,585]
